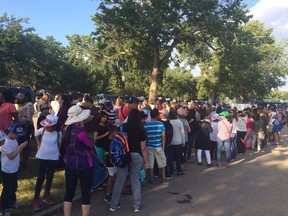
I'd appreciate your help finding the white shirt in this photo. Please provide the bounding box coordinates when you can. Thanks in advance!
[35,128,62,160]
[170,119,185,145]
[1,138,20,173]
[50,100,60,115]
[236,116,248,132]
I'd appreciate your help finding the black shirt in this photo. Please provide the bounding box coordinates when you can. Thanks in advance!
[123,124,146,156]
[94,124,109,148]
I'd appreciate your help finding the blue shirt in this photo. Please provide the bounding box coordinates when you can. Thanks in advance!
[144,121,165,149]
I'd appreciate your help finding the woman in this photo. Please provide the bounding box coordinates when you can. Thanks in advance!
[94,111,109,163]
[63,105,93,216]
[17,92,34,168]
[57,94,72,129]
[110,109,147,213]
[216,111,232,168]
[272,107,284,146]
[0,89,18,133]
[36,93,50,116]
[33,114,62,211]
[194,109,213,167]
[168,109,185,175]
[235,111,247,155]
[251,113,264,151]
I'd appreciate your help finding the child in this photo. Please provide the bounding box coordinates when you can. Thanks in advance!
[0,125,28,216]
[37,104,50,130]
[33,114,62,211]
[103,125,119,204]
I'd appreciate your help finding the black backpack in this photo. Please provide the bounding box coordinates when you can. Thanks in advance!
[161,119,173,146]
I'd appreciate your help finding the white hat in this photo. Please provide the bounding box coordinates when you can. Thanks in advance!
[159,109,169,116]
[40,114,59,127]
[0,130,6,141]
[65,105,91,126]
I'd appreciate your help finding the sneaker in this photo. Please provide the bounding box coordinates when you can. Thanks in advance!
[11,202,20,210]
[162,179,173,185]
[207,163,213,168]
[109,203,121,212]
[33,198,41,211]
[104,195,111,204]
[42,194,54,205]
[165,175,173,180]
[134,209,140,213]
[0,210,10,216]
[177,172,185,176]
[198,162,202,166]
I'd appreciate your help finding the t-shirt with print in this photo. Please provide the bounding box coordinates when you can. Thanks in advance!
[1,138,20,173]
[144,121,165,149]
[103,138,113,167]
[35,127,62,160]
[0,102,17,131]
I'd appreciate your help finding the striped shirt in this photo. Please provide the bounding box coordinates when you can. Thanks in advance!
[105,109,116,124]
[144,121,165,149]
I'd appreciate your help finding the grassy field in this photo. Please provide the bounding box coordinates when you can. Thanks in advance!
[0,139,78,216]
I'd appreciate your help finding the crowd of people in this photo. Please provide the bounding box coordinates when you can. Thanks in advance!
[0,89,286,216]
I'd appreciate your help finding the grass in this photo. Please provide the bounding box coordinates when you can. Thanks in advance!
[0,139,80,216]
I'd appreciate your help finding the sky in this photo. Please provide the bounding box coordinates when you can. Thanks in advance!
[1,0,288,89]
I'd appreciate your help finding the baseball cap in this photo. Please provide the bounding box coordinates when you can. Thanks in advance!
[0,130,6,141]
[8,123,26,137]
[159,109,169,116]
[128,97,138,104]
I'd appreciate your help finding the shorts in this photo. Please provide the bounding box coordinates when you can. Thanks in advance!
[147,148,166,169]
[272,124,283,133]
[268,124,274,132]
[106,166,117,176]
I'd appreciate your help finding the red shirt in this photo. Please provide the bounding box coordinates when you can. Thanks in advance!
[118,105,130,123]
[0,102,17,131]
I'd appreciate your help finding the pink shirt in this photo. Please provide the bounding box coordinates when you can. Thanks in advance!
[217,119,232,141]
[0,102,17,131]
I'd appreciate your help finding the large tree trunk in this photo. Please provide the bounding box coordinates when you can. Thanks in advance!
[148,47,160,103]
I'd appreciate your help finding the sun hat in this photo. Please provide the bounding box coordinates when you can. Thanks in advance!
[65,105,91,126]
[128,96,138,104]
[159,109,169,116]
[177,107,187,116]
[8,123,26,137]
[219,111,229,118]
[0,130,6,141]
[40,114,59,127]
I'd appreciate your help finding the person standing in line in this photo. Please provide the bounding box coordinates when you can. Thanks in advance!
[194,109,213,167]
[32,115,62,211]
[235,111,247,155]
[50,94,61,115]
[0,90,18,133]
[216,111,232,168]
[0,125,28,216]
[143,109,168,184]
[17,92,34,169]
[168,109,185,175]
[62,105,93,216]
[110,109,148,213]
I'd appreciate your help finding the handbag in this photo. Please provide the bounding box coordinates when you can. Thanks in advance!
[91,154,109,190]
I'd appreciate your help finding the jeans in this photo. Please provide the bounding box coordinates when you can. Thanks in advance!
[168,145,182,174]
[186,133,194,160]
[111,152,143,210]
[1,171,17,210]
[34,159,58,199]
[217,140,231,163]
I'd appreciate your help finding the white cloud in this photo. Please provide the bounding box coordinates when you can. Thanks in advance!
[250,0,288,41]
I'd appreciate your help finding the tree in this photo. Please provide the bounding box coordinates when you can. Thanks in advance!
[92,0,250,101]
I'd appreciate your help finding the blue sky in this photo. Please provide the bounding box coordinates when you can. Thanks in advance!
[0,0,259,46]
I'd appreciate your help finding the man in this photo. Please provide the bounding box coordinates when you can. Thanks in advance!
[118,97,138,123]
[159,109,173,179]
[144,109,169,184]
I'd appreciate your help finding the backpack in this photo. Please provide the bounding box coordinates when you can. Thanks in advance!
[109,126,131,167]
[161,119,173,146]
